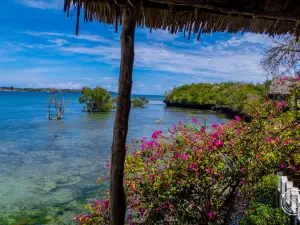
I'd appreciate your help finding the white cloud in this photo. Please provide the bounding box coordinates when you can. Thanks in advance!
[49,39,68,46]
[2,29,276,93]
[17,0,62,10]
[46,82,84,89]
[103,76,117,80]
[57,35,271,82]
[223,33,273,47]
[25,31,112,44]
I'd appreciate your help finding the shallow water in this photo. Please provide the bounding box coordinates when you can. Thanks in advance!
[0,92,228,224]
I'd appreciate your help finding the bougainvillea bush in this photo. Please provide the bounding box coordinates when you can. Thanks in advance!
[76,99,299,225]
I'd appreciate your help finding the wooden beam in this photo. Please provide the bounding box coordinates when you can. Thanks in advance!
[110,3,140,225]
[148,0,300,22]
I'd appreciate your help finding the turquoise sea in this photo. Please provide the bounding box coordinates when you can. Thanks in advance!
[0,91,228,224]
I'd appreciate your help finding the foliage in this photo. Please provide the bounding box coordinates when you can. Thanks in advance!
[74,97,299,225]
[239,174,289,225]
[240,203,289,225]
[132,96,149,107]
[79,87,113,112]
[261,36,300,76]
[165,82,270,115]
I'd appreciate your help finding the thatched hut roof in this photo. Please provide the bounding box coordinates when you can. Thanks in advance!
[64,0,300,39]
[269,77,300,95]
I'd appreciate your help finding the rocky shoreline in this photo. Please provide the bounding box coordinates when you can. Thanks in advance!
[163,100,252,122]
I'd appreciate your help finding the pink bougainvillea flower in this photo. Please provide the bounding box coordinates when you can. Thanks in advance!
[205,168,212,174]
[296,77,300,81]
[235,129,241,135]
[279,76,288,81]
[177,180,182,185]
[266,137,272,142]
[81,214,90,219]
[269,114,274,119]
[234,115,241,121]
[280,163,285,169]
[151,130,162,139]
[240,166,246,173]
[106,163,110,169]
[215,140,224,148]
[212,122,219,128]
[292,166,296,171]
[277,101,287,108]
[192,117,198,123]
[257,154,261,159]
[208,211,217,218]
[125,145,128,150]
[178,121,183,125]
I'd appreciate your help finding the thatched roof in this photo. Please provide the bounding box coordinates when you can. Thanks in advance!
[269,77,300,95]
[64,0,300,39]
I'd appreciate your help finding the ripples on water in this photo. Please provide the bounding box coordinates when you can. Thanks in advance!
[0,92,228,224]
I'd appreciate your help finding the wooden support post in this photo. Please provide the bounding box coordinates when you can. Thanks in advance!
[110,3,140,225]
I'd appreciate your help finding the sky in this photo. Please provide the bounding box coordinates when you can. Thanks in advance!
[0,0,275,94]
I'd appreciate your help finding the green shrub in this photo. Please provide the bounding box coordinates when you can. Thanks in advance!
[165,82,270,114]
[240,203,289,225]
[79,87,113,112]
[132,96,149,107]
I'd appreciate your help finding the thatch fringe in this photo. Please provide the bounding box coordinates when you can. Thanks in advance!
[64,0,300,38]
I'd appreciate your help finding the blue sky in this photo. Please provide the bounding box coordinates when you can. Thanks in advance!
[0,0,275,94]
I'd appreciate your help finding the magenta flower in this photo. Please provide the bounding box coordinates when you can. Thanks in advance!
[269,114,274,119]
[178,121,183,125]
[235,129,241,134]
[296,77,300,81]
[240,166,246,173]
[192,117,198,123]
[81,214,90,219]
[265,137,272,142]
[280,163,285,169]
[106,163,110,169]
[205,168,212,174]
[151,130,162,139]
[215,140,224,148]
[292,166,296,171]
[177,180,182,185]
[279,76,288,81]
[257,154,261,159]
[212,122,219,128]
[277,101,287,108]
[208,211,217,218]
[234,115,241,121]
[141,137,147,142]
